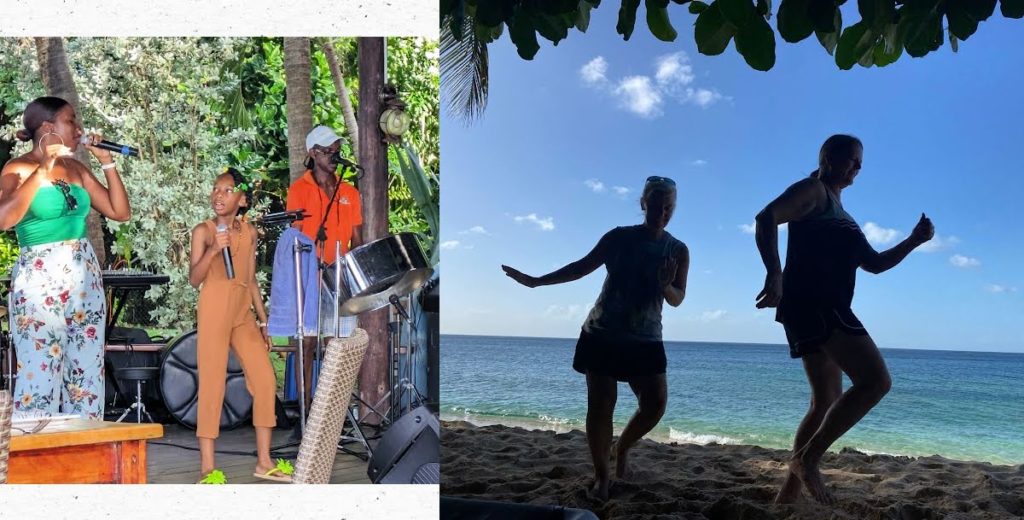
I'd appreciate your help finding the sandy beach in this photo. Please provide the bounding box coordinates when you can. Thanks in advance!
[442,421,1024,519]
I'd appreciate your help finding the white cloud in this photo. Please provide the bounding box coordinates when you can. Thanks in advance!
[584,178,606,193]
[949,254,980,268]
[691,159,708,166]
[458,225,489,235]
[614,76,663,118]
[699,310,727,322]
[580,53,725,119]
[544,304,591,321]
[685,87,723,108]
[916,234,959,253]
[514,213,555,231]
[655,52,695,87]
[612,186,630,196]
[439,240,460,250]
[580,56,608,85]
[986,284,1018,293]
[862,222,902,247]
[739,221,786,234]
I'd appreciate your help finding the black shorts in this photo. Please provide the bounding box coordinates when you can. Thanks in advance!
[572,330,667,382]
[777,306,868,359]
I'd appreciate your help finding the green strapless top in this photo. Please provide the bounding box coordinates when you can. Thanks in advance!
[15,183,91,247]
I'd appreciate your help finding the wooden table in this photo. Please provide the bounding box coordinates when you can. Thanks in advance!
[8,419,163,484]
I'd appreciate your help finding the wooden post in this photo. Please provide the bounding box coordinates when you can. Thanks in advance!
[356,37,388,424]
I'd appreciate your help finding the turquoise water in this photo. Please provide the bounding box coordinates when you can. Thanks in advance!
[442,335,1024,465]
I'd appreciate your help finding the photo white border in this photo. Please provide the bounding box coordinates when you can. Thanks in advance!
[0,0,436,37]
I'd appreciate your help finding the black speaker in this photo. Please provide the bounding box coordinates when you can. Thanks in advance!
[367,406,440,484]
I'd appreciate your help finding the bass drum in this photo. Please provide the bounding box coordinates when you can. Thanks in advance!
[159,330,252,430]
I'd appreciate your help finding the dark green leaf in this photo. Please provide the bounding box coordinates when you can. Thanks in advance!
[858,0,894,32]
[814,8,841,54]
[694,3,736,55]
[899,3,942,57]
[777,0,815,42]
[450,2,466,41]
[617,0,643,40]
[720,0,757,29]
[509,8,541,59]
[475,20,505,43]
[966,0,997,21]
[873,29,903,65]
[534,13,571,43]
[690,0,709,13]
[540,0,584,15]
[947,0,981,40]
[835,21,875,69]
[1003,0,1024,18]
[808,1,838,32]
[646,0,679,41]
[757,0,772,18]
[734,12,776,69]
[476,0,515,27]
[577,0,595,31]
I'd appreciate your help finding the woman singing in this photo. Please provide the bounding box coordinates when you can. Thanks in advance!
[0,96,130,419]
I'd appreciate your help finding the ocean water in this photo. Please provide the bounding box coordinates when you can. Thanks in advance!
[441,335,1024,465]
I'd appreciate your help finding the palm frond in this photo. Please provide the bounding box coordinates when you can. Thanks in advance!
[440,14,489,125]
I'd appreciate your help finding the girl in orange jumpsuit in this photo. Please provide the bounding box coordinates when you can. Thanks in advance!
[188,168,288,483]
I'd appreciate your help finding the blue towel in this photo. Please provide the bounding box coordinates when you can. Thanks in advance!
[268,228,320,336]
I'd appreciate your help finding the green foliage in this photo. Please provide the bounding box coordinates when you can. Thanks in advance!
[0,37,439,329]
[441,0,1023,70]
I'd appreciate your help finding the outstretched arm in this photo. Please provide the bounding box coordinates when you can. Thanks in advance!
[502,231,611,288]
[860,213,934,274]
[754,178,827,308]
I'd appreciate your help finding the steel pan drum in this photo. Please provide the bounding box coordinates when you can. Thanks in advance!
[158,330,252,430]
[336,233,433,316]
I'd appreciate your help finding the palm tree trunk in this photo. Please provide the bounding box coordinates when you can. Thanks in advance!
[356,37,388,425]
[321,39,360,160]
[283,37,313,183]
[34,37,106,267]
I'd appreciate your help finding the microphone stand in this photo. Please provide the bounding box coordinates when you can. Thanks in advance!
[310,168,346,415]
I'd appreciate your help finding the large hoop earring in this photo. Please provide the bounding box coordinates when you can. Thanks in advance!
[38,131,66,148]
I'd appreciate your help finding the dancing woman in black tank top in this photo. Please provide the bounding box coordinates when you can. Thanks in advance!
[754,135,934,505]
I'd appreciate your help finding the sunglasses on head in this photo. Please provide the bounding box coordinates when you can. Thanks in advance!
[646,176,676,186]
[54,179,78,211]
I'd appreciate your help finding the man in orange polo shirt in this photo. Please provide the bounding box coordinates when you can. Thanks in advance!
[286,125,363,409]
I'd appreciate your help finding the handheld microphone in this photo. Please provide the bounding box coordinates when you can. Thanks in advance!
[329,151,363,171]
[79,136,139,157]
[216,224,235,279]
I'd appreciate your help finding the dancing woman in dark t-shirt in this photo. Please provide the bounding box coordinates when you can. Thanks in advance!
[754,135,934,504]
[502,176,689,501]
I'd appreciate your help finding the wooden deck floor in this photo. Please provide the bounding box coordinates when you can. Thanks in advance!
[146,422,373,484]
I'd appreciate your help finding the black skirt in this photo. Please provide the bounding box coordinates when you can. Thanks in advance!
[572,329,667,382]
[777,306,869,358]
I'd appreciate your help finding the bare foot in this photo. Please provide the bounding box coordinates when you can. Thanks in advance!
[773,469,803,504]
[588,477,610,502]
[788,454,834,505]
[614,443,633,480]
[254,461,275,475]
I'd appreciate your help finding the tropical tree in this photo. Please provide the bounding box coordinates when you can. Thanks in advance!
[441,0,1024,122]
[34,37,107,266]
[284,37,313,182]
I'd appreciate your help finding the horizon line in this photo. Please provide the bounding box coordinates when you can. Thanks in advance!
[441,333,1024,356]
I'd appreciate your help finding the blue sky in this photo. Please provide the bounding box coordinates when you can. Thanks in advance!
[441,6,1024,353]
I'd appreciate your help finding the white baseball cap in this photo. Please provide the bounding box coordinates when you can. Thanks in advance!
[305,125,342,151]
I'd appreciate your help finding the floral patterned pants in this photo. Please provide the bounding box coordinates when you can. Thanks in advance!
[9,239,106,419]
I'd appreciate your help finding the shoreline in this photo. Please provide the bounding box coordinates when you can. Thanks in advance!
[442,420,1024,519]
[442,412,1023,467]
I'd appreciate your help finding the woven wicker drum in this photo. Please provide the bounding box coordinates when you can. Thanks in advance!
[0,389,12,484]
[293,328,370,484]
